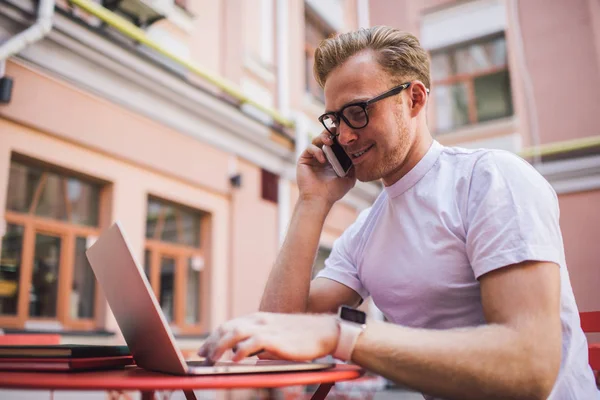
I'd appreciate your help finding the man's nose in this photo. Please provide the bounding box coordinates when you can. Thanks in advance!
[336,121,358,146]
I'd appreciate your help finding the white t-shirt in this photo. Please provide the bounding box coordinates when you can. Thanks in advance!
[317,140,598,399]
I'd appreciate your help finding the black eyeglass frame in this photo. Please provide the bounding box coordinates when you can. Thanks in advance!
[318,82,428,136]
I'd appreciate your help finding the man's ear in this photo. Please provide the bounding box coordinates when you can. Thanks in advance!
[408,80,428,117]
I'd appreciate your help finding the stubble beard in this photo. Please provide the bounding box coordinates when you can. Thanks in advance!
[355,113,411,184]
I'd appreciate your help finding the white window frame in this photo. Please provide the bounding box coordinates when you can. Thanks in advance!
[260,0,275,66]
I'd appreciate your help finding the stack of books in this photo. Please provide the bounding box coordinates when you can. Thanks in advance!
[0,344,135,371]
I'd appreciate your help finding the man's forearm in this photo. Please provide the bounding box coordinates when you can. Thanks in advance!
[353,321,561,400]
[259,199,332,313]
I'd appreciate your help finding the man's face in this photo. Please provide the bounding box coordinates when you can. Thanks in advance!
[323,50,413,184]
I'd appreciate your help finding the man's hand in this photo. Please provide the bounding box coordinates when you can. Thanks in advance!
[297,131,356,206]
[258,132,355,315]
[197,312,339,363]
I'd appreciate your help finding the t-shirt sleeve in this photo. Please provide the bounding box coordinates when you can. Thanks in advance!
[466,151,563,278]
[315,208,370,300]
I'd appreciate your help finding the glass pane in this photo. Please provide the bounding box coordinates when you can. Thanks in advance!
[186,257,201,324]
[35,173,68,222]
[430,52,453,81]
[161,205,178,244]
[144,249,151,281]
[455,36,507,74]
[0,224,24,316]
[147,198,202,247]
[180,210,200,247]
[433,82,470,132]
[486,36,508,67]
[30,234,61,318]
[159,257,175,323]
[475,70,513,123]
[146,199,162,239]
[71,237,96,319]
[6,162,42,213]
[67,179,100,227]
[7,162,101,226]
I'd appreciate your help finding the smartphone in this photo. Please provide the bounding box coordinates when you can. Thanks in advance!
[322,138,353,177]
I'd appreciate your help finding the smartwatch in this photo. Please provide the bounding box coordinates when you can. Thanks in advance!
[332,305,367,362]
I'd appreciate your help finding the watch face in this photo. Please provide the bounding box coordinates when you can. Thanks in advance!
[340,305,366,324]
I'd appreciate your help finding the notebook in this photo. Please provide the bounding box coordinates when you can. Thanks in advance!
[0,355,134,371]
[0,344,130,358]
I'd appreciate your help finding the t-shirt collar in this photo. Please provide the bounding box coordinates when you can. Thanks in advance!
[384,140,443,198]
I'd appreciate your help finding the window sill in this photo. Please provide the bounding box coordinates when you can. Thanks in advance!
[244,55,276,84]
[435,116,518,143]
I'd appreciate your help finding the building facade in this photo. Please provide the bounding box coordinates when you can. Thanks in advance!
[0,0,379,357]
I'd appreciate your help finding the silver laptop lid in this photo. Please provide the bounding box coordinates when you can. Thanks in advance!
[86,222,188,375]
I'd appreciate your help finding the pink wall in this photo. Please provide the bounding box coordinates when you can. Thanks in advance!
[242,0,263,61]
[344,0,359,30]
[221,0,245,84]
[589,0,600,77]
[229,160,279,318]
[0,61,231,195]
[369,0,413,31]
[558,190,600,312]
[517,0,600,144]
[189,0,223,75]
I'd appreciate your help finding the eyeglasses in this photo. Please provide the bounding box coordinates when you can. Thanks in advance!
[318,82,416,136]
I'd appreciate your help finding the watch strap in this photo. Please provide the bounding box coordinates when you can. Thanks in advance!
[332,319,365,361]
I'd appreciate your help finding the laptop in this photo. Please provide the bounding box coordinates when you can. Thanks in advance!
[86,221,334,375]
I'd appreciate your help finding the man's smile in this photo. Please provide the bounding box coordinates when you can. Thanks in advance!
[349,144,374,163]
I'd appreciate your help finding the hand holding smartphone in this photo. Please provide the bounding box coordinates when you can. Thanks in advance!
[322,137,353,177]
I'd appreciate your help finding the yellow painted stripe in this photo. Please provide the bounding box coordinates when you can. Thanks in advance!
[69,0,294,128]
[519,135,600,158]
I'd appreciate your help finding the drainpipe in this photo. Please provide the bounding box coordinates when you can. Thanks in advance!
[0,0,55,103]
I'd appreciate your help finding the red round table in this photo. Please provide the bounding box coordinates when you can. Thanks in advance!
[0,364,364,400]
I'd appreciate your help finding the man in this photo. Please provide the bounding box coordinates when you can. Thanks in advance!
[198,27,598,399]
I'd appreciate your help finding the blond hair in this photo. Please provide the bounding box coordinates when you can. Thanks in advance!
[313,26,431,90]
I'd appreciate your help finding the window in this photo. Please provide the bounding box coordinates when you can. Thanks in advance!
[431,34,513,133]
[260,0,275,66]
[305,7,335,103]
[1,158,103,330]
[144,197,209,334]
[261,169,279,204]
